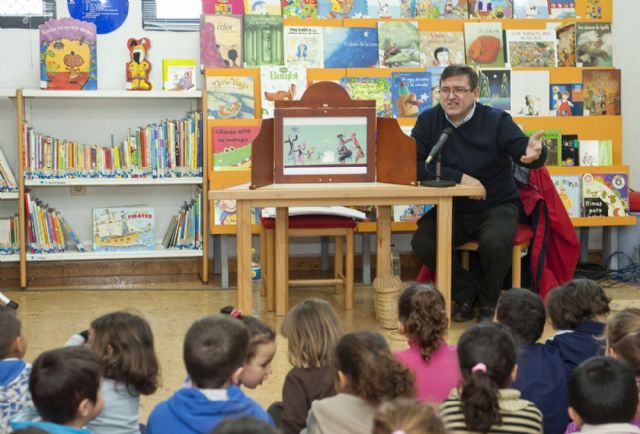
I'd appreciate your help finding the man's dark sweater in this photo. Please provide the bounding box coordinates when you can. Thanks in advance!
[412,102,547,213]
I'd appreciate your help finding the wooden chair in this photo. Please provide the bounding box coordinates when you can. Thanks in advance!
[260,214,356,313]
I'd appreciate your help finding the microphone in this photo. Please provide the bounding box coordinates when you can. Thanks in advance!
[425,127,453,166]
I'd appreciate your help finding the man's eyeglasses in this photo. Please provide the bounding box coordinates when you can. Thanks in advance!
[439,87,472,97]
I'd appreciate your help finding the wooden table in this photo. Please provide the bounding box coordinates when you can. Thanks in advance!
[209,182,482,318]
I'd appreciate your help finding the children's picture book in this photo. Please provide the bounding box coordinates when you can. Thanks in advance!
[582,69,621,116]
[513,0,550,18]
[463,22,504,68]
[378,21,420,68]
[203,0,245,14]
[206,76,256,119]
[162,59,197,91]
[317,0,368,18]
[260,65,307,118]
[468,0,512,18]
[0,149,17,192]
[561,134,579,166]
[340,77,393,118]
[415,0,469,18]
[510,70,550,116]
[392,204,434,222]
[575,22,612,67]
[419,31,466,68]
[282,0,318,18]
[214,200,238,225]
[506,29,556,67]
[478,68,511,112]
[284,26,324,68]
[585,0,602,19]
[244,15,284,67]
[549,83,583,116]
[550,0,574,18]
[200,15,243,69]
[39,17,97,90]
[579,140,612,166]
[526,129,561,166]
[323,27,378,68]
[366,0,402,18]
[93,206,155,252]
[582,173,629,217]
[391,72,432,118]
[551,175,581,217]
[245,0,282,14]
[555,23,576,67]
[212,126,260,171]
[427,66,444,106]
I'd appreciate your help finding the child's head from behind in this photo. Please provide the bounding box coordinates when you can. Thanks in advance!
[281,298,342,369]
[547,279,611,330]
[88,311,159,395]
[398,284,448,361]
[336,331,414,406]
[457,322,517,433]
[605,308,640,376]
[569,356,638,426]
[30,346,103,426]
[212,415,278,434]
[220,306,276,389]
[373,398,446,434]
[496,288,546,345]
[184,314,248,389]
[0,306,25,359]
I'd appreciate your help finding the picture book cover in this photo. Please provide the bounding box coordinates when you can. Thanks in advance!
[582,173,629,217]
[317,0,368,17]
[551,175,581,217]
[282,0,318,17]
[561,134,579,166]
[378,21,420,68]
[260,65,307,118]
[510,70,550,116]
[582,69,621,116]
[478,68,511,112]
[284,26,324,68]
[340,77,393,118]
[526,129,561,166]
[506,29,556,67]
[244,15,284,67]
[200,15,243,69]
[393,204,434,222]
[163,59,197,91]
[206,76,256,119]
[245,0,282,14]
[575,22,612,67]
[468,0,512,18]
[93,206,155,252]
[323,27,378,68]
[556,23,576,67]
[585,0,603,19]
[550,83,583,116]
[203,0,246,14]
[367,0,402,18]
[427,66,444,106]
[212,126,260,171]
[513,0,550,18]
[414,0,469,18]
[419,31,466,68]
[39,17,97,90]
[550,0,574,18]
[391,72,432,118]
[463,22,504,68]
[579,140,612,166]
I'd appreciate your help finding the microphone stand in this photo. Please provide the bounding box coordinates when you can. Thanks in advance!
[421,154,456,188]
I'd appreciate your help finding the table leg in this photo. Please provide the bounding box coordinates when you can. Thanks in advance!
[435,198,453,324]
[376,206,391,278]
[275,207,289,316]
[236,201,253,313]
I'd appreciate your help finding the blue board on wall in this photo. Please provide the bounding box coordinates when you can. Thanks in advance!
[67,0,129,34]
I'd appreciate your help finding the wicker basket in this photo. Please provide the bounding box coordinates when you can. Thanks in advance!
[373,275,403,329]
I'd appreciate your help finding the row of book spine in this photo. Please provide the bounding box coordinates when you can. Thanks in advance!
[0,214,19,254]
[163,188,203,250]
[0,149,17,192]
[24,191,80,254]
[22,112,203,180]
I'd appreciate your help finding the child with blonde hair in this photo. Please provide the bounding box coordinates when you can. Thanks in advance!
[395,284,460,403]
[302,331,415,434]
[269,298,343,434]
[373,398,446,434]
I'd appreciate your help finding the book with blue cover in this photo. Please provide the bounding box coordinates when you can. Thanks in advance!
[323,27,378,68]
[391,72,432,118]
[478,68,511,112]
[551,175,581,217]
[550,83,583,116]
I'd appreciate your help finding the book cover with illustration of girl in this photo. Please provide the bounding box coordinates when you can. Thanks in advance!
[419,31,466,68]
[284,26,324,68]
[200,15,243,69]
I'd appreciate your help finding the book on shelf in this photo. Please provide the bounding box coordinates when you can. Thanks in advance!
[57,211,86,252]
[213,199,260,225]
[463,22,504,68]
[39,17,97,91]
[555,23,577,67]
[162,59,197,91]
[579,140,612,166]
[378,21,420,68]
[317,0,367,18]
[260,65,307,118]
[212,126,260,171]
[526,129,562,166]
[550,0,575,18]
[561,134,579,166]
[323,27,378,68]
[468,0,512,18]
[582,69,621,116]
[585,0,603,19]
[282,0,318,18]
[427,66,444,106]
[245,0,282,14]
[551,175,581,217]
[340,77,393,118]
[575,22,612,67]
[203,0,246,14]
[244,15,284,67]
[392,204,433,222]
[93,206,155,252]
[505,29,557,67]
[513,0,550,18]
[510,70,550,116]
[419,31,466,68]
[206,75,256,120]
[200,15,243,70]
[163,188,202,249]
[391,72,432,118]
[366,0,403,18]
[0,214,19,255]
[0,149,18,192]
[24,191,79,253]
[478,68,511,112]
[415,0,469,18]
[284,26,324,68]
[550,83,583,116]
[582,173,629,217]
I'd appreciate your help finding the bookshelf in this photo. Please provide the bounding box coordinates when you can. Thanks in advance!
[15,89,209,288]
[0,89,19,263]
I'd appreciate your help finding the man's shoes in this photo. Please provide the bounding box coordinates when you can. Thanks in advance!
[452,298,477,322]
[477,303,496,323]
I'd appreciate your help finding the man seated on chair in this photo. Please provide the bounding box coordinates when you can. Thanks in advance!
[411,64,547,323]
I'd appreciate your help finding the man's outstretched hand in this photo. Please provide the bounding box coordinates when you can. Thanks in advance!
[521,130,544,164]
